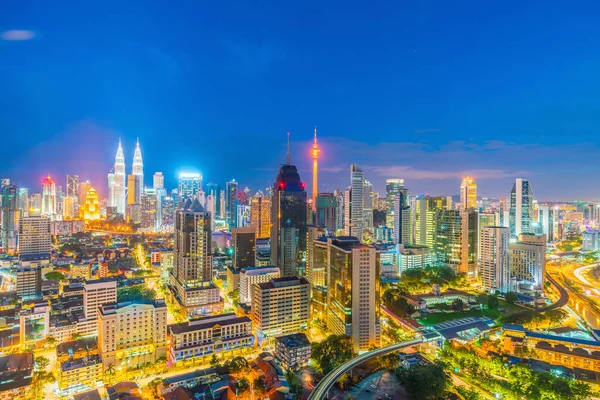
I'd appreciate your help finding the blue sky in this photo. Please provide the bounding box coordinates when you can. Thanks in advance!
[2,1,600,200]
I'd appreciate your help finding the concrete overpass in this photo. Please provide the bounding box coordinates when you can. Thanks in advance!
[307,338,422,400]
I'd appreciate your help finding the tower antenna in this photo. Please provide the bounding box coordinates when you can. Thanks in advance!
[286,132,291,165]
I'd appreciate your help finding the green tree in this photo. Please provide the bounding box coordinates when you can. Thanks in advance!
[452,298,464,312]
[210,353,220,368]
[487,295,499,310]
[312,334,355,374]
[505,291,518,304]
[44,271,65,281]
[227,356,249,374]
[456,386,481,400]
[476,293,488,306]
[253,376,267,396]
[227,289,240,307]
[396,362,447,399]
[117,284,157,302]
[544,308,568,328]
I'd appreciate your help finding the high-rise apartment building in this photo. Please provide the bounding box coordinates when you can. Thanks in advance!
[239,266,280,305]
[177,173,202,202]
[1,183,18,252]
[251,276,310,337]
[169,199,222,316]
[98,300,167,370]
[18,216,51,261]
[160,195,175,231]
[325,237,381,352]
[385,178,404,227]
[16,266,41,300]
[478,213,496,261]
[225,180,238,229]
[153,172,164,190]
[460,177,477,210]
[232,226,256,269]
[249,193,271,238]
[270,137,307,277]
[509,233,546,291]
[41,176,56,217]
[509,178,534,238]
[480,226,510,293]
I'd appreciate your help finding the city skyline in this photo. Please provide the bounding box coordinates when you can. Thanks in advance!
[3,2,600,200]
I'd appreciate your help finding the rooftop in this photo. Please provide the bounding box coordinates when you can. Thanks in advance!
[275,332,311,348]
[169,314,251,335]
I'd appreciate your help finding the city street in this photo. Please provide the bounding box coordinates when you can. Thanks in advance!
[332,370,409,400]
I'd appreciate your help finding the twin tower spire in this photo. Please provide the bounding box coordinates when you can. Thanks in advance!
[110,138,144,215]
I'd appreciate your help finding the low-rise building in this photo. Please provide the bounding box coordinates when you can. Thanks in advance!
[167,313,253,365]
[0,353,33,400]
[274,332,311,370]
[403,289,476,311]
[70,263,92,280]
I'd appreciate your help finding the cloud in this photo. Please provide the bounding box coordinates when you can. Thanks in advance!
[368,166,531,180]
[1,30,35,41]
[414,128,440,134]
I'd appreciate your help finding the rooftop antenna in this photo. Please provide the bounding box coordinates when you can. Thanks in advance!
[286,132,291,165]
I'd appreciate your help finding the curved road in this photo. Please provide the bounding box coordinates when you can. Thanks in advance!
[308,338,422,400]
[540,272,569,311]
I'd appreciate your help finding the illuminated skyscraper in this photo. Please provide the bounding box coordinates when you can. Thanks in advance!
[177,173,202,202]
[82,187,101,221]
[132,139,144,203]
[141,189,157,231]
[206,183,221,217]
[509,178,534,238]
[112,139,127,215]
[169,199,222,316]
[225,180,238,229]
[250,192,271,238]
[17,187,29,213]
[1,182,18,252]
[344,164,364,240]
[310,127,321,210]
[460,177,477,210]
[315,193,337,232]
[153,172,164,190]
[270,133,308,277]
[385,178,404,227]
[127,174,141,205]
[41,176,56,217]
[107,169,115,208]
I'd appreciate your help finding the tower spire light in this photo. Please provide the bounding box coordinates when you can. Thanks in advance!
[310,126,321,210]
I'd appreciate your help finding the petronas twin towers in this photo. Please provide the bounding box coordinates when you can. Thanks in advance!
[108,139,144,215]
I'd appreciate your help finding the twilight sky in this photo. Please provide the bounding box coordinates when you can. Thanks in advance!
[2,1,600,201]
